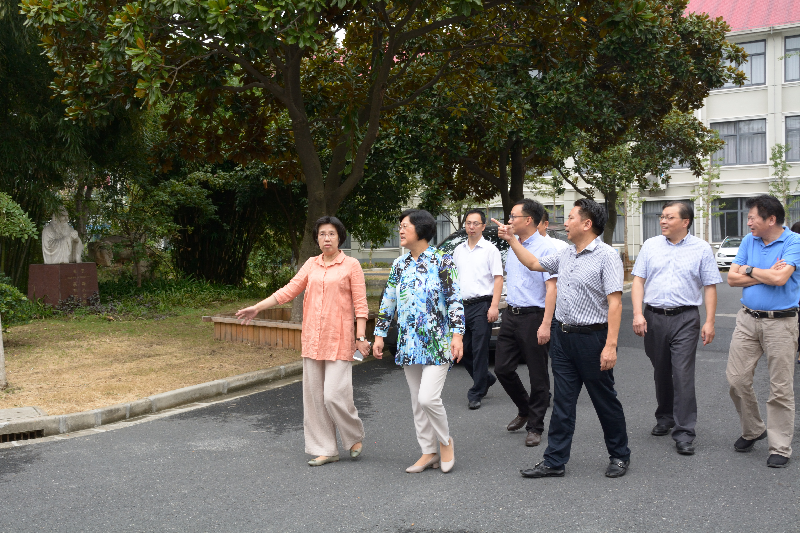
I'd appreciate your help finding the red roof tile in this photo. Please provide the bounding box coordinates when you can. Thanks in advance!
[686,0,800,32]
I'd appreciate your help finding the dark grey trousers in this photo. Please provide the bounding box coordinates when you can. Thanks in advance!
[643,307,701,443]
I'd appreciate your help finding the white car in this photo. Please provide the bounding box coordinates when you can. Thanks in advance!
[715,236,742,269]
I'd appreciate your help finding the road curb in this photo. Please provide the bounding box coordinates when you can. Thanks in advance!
[0,361,304,440]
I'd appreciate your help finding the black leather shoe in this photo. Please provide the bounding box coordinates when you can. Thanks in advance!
[651,423,674,436]
[468,400,481,410]
[506,415,528,432]
[525,431,541,447]
[734,430,767,452]
[767,454,790,468]
[676,441,695,455]
[520,461,564,478]
[605,458,629,478]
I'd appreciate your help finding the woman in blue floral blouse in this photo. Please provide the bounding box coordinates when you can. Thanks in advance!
[374,209,465,474]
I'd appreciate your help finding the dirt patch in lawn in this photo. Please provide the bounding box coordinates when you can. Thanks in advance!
[0,304,301,415]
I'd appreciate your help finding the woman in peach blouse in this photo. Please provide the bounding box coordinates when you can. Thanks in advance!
[235,216,370,467]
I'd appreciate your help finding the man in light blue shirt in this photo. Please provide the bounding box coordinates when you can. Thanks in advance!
[493,199,557,448]
[727,195,800,468]
[631,201,721,456]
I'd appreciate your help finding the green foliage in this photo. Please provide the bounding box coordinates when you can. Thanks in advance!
[0,193,36,240]
[0,282,32,329]
[768,144,797,213]
[691,158,723,242]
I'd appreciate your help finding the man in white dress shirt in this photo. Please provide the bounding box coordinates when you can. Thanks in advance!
[452,209,504,409]
[631,201,721,456]
[538,210,569,253]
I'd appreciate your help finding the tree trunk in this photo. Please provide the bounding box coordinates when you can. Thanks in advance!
[508,140,526,206]
[622,190,630,267]
[74,182,93,244]
[602,189,619,246]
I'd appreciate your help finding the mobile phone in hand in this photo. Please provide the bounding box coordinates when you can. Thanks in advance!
[353,349,364,361]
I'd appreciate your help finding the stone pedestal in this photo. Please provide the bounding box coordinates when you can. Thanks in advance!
[28,263,99,305]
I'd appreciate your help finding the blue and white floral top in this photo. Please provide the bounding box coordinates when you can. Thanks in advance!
[374,247,465,366]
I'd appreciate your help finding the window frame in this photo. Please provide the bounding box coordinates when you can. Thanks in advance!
[720,39,767,89]
[711,198,748,242]
[710,119,767,166]
[787,116,800,162]
[785,35,800,83]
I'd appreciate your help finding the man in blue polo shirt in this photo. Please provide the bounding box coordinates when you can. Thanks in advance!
[727,194,800,468]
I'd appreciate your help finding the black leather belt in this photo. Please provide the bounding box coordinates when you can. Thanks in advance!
[646,305,698,316]
[743,307,798,319]
[508,305,544,315]
[557,321,608,334]
[463,295,493,306]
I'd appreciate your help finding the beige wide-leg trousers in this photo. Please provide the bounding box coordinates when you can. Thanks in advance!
[404,364,451,454]
[726,308,797,457]
[303,358,365,457]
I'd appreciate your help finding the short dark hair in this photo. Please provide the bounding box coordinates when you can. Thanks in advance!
[745,195,785,225]
[399,209,437,242]
[663,200,694,230]
[314,216,347,247]
[464,209,486,224]
[541,210,550,223]
[791,221,800,234]
[573,198,607,236]
[514,199,545,226]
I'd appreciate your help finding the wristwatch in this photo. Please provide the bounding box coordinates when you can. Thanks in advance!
[745,266,754,277]
[356,336,367,342]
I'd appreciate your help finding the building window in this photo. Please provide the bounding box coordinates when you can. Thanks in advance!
[786,36,800,82]
[786,195,800,226]
[787,116,800,162]
[712,198,748,242]
[364,224,399,249]
[545,204,564,224]
[723,40,766,87]
[642,200,695,241]
[711,119,767,165]
[430,213,452,246]
[342,234,352,249]
[672,159,691,170]
[612,209,625,244]
[486,207,505,226]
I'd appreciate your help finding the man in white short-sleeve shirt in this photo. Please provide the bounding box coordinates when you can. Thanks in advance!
[452,209,504,410]
[538,210,569,252]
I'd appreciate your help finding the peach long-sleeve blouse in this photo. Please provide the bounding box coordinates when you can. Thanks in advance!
[273,252,369,361]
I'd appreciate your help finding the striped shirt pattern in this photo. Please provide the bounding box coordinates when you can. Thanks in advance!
[632,234,722,308]
[538,237,624,325]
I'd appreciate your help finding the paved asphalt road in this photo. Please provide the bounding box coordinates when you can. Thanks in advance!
[1,276,798,533]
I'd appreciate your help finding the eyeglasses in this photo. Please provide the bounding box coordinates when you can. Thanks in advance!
[398,223,412,230]
[318,232,337,239]
[465,221,484,227]
[659,215,682,222]
[508,214,530,221]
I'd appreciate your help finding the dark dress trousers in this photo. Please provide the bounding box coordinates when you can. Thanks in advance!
[461,300,497,402]
[494,308,550,433]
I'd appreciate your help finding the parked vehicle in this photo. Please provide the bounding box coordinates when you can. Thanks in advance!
[715,236,742,269]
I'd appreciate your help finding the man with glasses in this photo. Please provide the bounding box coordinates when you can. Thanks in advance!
[490,199,557,447]
[726,194,800,468]
[631,201,721,456]
[452,209,504,410]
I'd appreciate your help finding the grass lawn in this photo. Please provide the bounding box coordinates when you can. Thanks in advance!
[0,277,388,416]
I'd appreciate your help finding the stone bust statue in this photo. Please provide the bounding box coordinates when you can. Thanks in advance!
[42,208,83,264]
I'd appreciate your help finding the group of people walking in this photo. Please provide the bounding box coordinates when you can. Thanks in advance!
[236,193,798,476]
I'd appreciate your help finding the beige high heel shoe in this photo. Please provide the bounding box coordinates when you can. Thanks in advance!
[440,437,455,473]
[406,454,440,473]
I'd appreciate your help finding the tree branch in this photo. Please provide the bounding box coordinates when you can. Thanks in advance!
[556,167,594,199]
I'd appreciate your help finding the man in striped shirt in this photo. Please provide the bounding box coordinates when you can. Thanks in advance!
[494,198,631,479]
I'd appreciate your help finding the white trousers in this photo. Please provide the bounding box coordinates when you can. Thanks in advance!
[303,358,365,456]
[403,364,451,454]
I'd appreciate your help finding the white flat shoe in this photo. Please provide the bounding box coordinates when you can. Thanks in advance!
[440,438,455,473]
[406,454,440,473]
